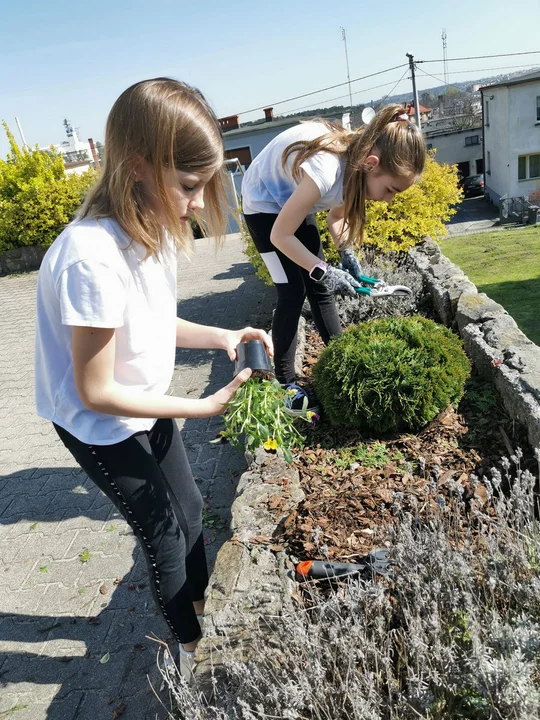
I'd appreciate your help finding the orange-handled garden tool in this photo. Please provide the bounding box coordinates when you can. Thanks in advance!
[296,549,391,580]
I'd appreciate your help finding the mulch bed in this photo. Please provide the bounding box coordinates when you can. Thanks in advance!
[271,329,538,564]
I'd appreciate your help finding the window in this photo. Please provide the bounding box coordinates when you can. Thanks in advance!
[518,154,540,180]
[537,96,540,122]
[224,146,252,169]
[485,100,490,126]
[465,135,480,146]
[487,151,491,174]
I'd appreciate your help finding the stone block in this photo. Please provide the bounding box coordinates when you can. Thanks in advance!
[483,316,532,351]
[456,293,507,332]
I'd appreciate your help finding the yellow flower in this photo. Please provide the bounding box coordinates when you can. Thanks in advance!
[263,438,278,451]
[306,411,314,420]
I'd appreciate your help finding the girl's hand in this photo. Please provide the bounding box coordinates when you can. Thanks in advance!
[339,248,363,282]
[320,266,361,297]
[207,368,252,415]
[221,327,274,361]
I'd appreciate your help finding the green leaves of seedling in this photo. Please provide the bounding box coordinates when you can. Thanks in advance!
[219,379,307,463]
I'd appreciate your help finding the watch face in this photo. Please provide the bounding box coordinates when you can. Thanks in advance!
[311,265,326,281]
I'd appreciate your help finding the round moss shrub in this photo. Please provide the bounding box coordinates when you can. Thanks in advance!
[313,316,470,433]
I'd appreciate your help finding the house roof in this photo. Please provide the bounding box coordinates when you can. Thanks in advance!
[423,124,483,139]
[405,101,432,116]
[480,69,540,91]
[222,112,344,138]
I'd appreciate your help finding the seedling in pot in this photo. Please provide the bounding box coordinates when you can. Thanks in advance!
[215,378,311,464]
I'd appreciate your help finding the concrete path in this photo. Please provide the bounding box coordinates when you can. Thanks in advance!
[0,234,273,720]
[446,196,500,237]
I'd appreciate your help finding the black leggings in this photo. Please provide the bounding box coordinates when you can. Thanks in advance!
[244,212,342,383]
[54,418,207,645]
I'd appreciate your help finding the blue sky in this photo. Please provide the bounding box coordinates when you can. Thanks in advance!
[2,0,539,152]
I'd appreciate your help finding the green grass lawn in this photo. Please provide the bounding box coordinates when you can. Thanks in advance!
[439,226,540,345]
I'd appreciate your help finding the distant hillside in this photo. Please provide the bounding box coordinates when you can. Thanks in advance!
[240,66,540,128]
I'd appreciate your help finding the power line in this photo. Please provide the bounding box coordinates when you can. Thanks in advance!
[270,62,537,119]
[276,75,409,116]
[418,50,540,64]
[429,63,540,76]
[416,66,468,94]
[375,67,410,108]
[417,63,540,93]
[234,63,409,116]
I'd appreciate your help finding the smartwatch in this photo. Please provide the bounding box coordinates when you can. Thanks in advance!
[309,261,328,282]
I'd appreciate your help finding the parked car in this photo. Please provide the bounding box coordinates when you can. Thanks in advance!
[462,174,485,198]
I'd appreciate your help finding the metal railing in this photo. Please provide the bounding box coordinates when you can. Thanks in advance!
[499,196,530,225]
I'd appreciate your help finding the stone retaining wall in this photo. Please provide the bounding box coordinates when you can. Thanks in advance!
[410,239,540,452]
[0,245,46,276]
[195,238,540,689]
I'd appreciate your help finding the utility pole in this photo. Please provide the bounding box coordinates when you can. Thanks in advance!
[340,27,353,110]
[406,52,421,131]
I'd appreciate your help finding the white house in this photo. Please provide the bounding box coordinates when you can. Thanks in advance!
[481,71,540,206]
[424,125,484,179]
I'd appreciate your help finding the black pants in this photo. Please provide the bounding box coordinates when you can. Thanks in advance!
[54,418,207,644]
[244,212,342,383]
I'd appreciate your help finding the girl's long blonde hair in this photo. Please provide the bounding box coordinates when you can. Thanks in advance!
[80,77,229,256]
[282,103,426,247]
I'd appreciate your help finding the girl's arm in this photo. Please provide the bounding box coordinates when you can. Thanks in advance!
[176,319,273,360]
[269,174,325,271]
[72,326,250,419]
[326,205,347,248]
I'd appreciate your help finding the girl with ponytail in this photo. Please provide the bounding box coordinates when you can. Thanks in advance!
[241,104,426,413]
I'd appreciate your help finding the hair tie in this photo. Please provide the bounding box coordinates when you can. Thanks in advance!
[394,113,409,122]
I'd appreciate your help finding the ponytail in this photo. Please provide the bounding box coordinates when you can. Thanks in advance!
[281,104,426,247]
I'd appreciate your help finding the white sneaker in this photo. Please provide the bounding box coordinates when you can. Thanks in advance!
[178,644,196,682]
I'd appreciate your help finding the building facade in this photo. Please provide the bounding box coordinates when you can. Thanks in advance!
[424,126,484,179]
[481,71,540,206]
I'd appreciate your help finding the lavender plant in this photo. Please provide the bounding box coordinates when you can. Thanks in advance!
[162,453,540,719]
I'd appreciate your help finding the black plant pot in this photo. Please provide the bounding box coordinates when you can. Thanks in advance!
[234,340,275,380]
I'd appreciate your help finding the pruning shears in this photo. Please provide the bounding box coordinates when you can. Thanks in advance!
[354,274,412,298]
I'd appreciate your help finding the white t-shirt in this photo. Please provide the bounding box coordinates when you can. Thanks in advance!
[241,121,346,215]
[35,218,178,445]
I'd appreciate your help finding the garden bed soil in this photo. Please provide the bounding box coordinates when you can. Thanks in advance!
[275,329,538,564]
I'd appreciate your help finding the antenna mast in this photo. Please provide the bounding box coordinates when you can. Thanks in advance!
[442,29,449,86]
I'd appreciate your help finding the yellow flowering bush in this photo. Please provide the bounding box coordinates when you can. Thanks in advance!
[363,152,462,253]
[0,123,96,253]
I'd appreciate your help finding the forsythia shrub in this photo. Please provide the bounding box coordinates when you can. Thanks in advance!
[243,151,461,279]
[313,316,470,433]
[0,123,96,253]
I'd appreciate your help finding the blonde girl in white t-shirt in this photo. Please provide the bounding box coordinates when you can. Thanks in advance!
[242,104,426,413]
[35,78,272,679]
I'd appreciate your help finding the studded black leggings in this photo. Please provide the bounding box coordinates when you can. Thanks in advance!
[53,418,207,644]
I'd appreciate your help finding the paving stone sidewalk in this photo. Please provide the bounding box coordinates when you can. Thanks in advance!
[0,234,273,720]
